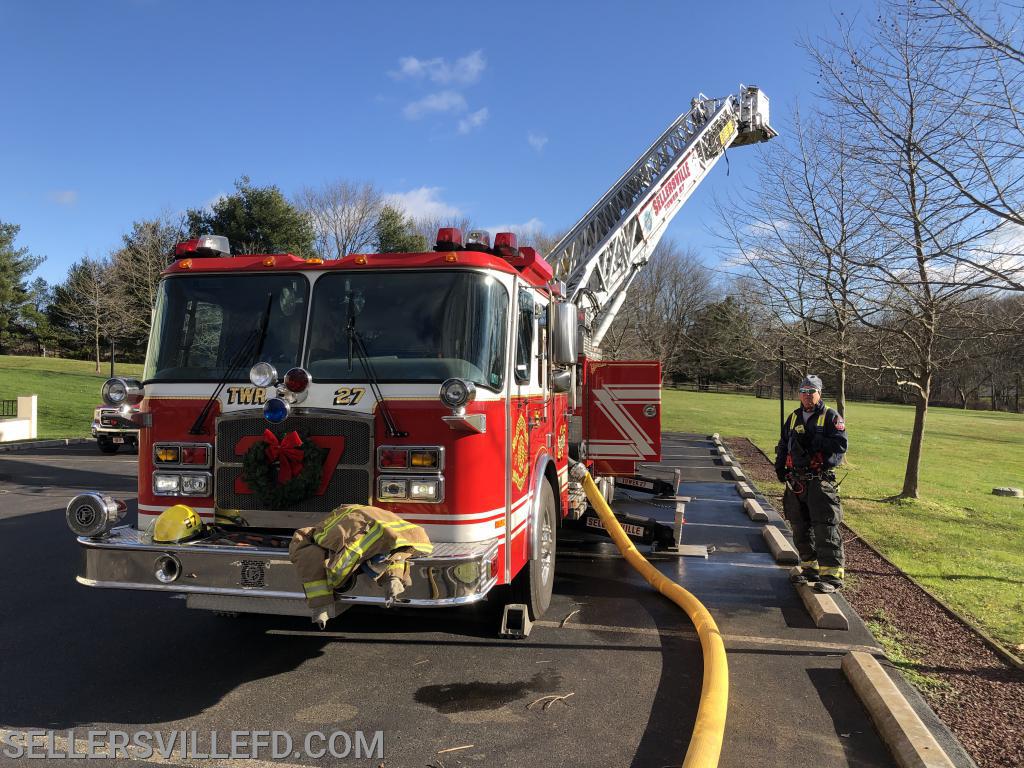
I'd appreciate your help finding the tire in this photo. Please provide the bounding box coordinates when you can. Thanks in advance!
[511,481,557,620]
[97,437,119,454]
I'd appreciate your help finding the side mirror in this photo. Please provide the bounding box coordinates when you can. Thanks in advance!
[551,303,578,366]
[551,369,572,393]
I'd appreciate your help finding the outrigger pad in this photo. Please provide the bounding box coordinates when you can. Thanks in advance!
[613,474,677,497]
[500,603,533,639]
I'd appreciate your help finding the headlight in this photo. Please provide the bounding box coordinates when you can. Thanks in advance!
[66,493,127,537]
[101,379,127,405]
[378,478,408,500]
[377,476,443,503]
[249,362,278,388]
[439,378,476,410]
[179,474,211,496]
[153,474,180,495]
[101,377,144,406]
[409,479,440,501]
[153,472,212,497]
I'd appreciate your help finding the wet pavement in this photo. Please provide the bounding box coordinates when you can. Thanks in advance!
[0,437,974,767]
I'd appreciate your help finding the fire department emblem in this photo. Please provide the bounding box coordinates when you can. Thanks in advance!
[556,423,567,461]
[511,413,529,491]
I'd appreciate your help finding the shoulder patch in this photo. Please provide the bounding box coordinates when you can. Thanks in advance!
[834,413,845,431]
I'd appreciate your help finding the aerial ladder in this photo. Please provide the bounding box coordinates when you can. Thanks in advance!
[548,85,777,349]
[551,85,776,537]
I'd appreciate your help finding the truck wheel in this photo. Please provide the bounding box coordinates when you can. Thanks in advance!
[512,481,556,620]
[97,438,119,454]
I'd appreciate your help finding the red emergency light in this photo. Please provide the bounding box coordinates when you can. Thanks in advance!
[434,228,464,251]
[494,232,519,258]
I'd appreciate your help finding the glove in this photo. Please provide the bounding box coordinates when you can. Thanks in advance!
[775,466,787,483]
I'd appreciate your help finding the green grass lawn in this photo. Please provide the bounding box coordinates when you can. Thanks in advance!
[663,389,1024,649]
[0,355,143,439]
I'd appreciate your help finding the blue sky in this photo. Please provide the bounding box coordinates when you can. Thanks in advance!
[1,1,847,286]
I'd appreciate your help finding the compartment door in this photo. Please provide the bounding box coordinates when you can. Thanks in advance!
[583,360,662,476]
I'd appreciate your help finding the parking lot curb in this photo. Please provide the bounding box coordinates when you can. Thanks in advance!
[795,581,849,630]
[842,651,955,767]
[0,438,91,453]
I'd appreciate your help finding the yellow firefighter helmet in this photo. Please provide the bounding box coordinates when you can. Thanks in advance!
[152,504,204,544]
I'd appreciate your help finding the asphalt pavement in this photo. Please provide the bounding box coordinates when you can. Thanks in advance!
[0,439,975,767]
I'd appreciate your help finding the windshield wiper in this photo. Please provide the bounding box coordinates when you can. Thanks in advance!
[189,293,273,435]
[346,294,406,438]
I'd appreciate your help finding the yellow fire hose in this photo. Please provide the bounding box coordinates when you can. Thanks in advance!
[572,463,728,768]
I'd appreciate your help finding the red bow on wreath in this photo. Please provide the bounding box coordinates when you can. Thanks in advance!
[263,429,304,484]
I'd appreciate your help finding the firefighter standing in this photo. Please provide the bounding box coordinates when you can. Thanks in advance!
[774,375,848,593]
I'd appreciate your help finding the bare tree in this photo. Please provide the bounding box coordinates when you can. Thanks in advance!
[55,256,117,372]
[109,214,183,345]
[603,240,717,379]
[903,0,1024,290]
[716,107,880,415]
[293,180,382,259]
[808,0,1010,497]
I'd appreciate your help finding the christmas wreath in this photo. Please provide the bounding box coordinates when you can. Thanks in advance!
[242,429,327,508]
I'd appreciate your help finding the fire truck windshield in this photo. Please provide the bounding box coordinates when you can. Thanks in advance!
[306,271,509,390]
[143,274,309,382]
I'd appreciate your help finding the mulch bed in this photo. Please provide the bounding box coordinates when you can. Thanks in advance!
[724,436,1024,768]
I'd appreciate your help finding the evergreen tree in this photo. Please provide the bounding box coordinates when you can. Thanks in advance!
[373,205,428,253]
[186,176,314,257]
[0,221,45,354]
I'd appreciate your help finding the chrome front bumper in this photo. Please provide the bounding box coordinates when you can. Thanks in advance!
[77,527,500,614]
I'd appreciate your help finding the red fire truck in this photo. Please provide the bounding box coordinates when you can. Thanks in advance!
[65,86,774,625]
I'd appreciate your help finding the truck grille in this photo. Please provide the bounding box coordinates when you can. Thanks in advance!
[215,410,373,518]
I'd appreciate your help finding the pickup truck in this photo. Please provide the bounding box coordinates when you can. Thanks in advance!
[91,405,139,454]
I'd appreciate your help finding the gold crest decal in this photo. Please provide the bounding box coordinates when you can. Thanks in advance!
[511,413,529,491]
[556,423,567,461]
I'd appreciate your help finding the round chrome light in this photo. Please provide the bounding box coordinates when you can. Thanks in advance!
[439,378,476,410]
[154,555,182,584]
[101,378,127,405]
[100,377,144,406]
[250,362,278,388]
[263,397,290,424]
[65,492,127,537]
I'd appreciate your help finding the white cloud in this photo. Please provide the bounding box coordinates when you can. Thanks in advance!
[527,132,548,153]
[49,189,78,206]
[457,107,489,134]
[392,50,486,85]
[486,217,545,238]
[384,187,462,220]
[402,90,467,120]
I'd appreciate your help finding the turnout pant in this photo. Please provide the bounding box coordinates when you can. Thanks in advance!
[782,477,844,573]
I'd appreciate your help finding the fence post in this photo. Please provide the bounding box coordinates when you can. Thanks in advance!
[778,345,785,428]
[17,395,37,439]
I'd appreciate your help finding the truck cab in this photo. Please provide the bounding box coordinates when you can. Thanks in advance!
[67,231,578,623]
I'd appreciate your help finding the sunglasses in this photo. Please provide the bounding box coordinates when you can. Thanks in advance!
[799,388,819,394]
